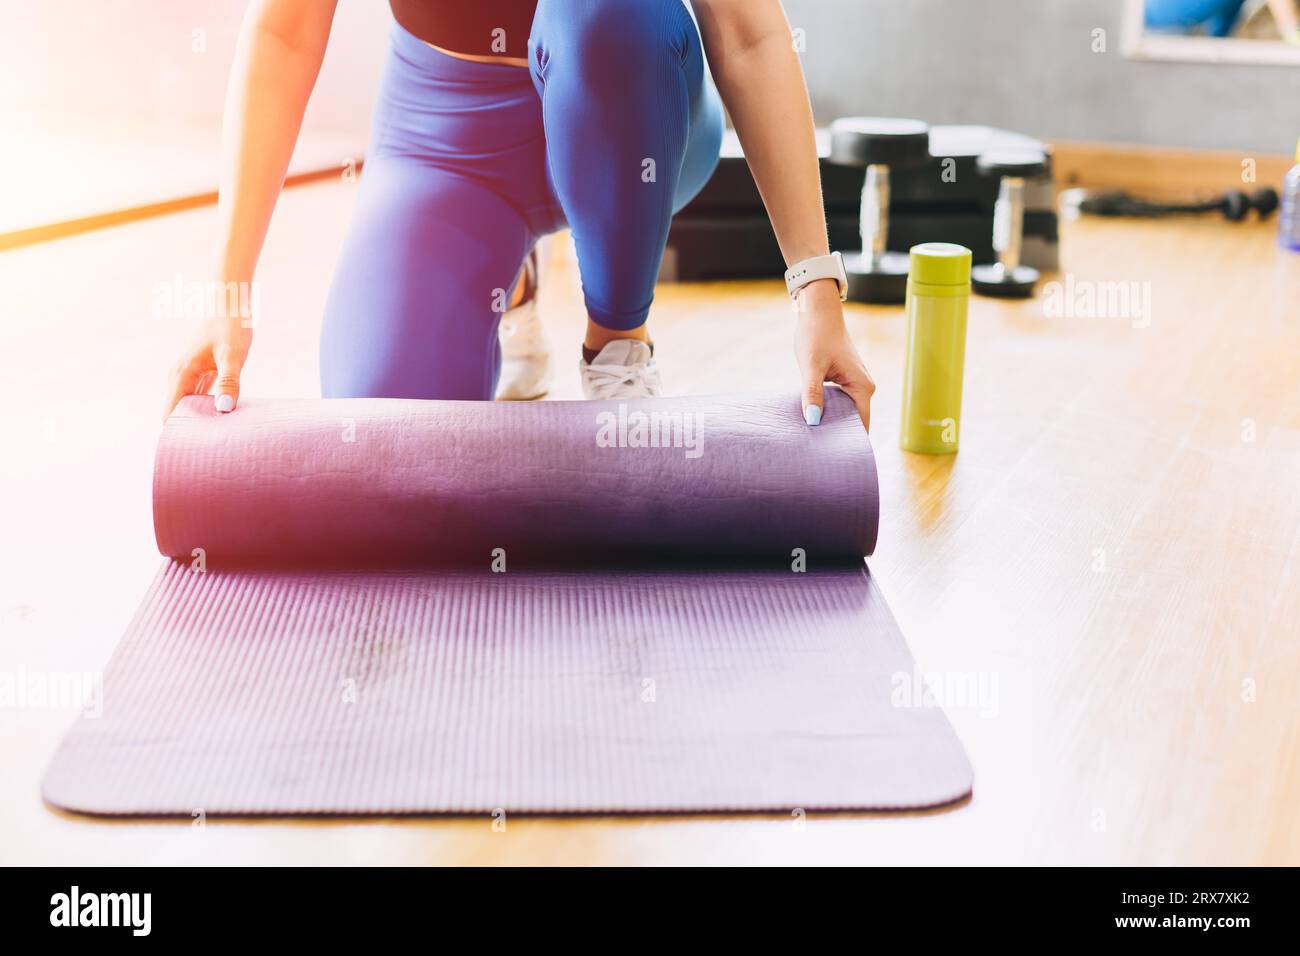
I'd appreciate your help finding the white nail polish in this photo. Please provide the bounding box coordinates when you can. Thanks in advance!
[215,394,235,413]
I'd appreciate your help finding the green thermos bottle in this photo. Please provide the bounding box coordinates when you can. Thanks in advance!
[900,242,972,454]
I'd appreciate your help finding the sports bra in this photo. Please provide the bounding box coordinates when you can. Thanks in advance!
[388,1,538,60]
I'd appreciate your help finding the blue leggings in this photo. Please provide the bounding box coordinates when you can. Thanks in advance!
[321,0,724,400]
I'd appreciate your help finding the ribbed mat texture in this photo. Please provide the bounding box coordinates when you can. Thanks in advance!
[43,391,972,815]
[44,563,971,814]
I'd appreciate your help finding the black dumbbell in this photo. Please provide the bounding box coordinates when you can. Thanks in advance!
[828,117,932,304]
[971,149,1049,299]
[1078,187,1279,221]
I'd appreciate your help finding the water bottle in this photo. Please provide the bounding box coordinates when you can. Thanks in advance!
[900,243,972,455]
[1279,135,1300,252]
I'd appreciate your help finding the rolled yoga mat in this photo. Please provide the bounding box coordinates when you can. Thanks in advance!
[43,391,972,815]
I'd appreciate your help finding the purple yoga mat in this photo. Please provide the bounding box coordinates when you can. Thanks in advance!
[152,392,879,567]
[43,392,972,815]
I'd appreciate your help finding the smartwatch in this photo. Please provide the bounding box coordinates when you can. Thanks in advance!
[784,252,849,301]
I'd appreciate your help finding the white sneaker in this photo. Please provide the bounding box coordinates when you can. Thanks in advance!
[496,245,551,401]
[579,339,662,400]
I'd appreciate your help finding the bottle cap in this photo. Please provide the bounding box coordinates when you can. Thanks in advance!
[909,243,971,290]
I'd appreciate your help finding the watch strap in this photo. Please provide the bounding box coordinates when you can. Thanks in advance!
[785,252,848,301]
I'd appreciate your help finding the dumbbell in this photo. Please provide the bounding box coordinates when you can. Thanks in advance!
[971,149,1049,299]
[829,117,932,304]
[1078,187,1279,221]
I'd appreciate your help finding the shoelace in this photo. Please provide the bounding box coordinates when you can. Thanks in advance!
[583,360,657,399]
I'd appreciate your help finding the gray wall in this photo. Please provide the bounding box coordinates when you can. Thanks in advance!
[4,0,1294,159]
[786,0,1300,156]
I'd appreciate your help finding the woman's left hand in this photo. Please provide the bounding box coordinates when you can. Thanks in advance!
[793,279,875,431]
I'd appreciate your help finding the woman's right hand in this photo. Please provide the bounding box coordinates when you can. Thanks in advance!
[164,316,253,420]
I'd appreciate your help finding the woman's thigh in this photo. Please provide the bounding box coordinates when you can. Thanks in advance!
[527,0,723,327]
[320,157,533,401]
[530,0,721,203]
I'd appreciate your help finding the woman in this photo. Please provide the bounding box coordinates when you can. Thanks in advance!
[165,0,875,430]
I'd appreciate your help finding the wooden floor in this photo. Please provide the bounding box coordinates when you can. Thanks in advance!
[1,178,1297,865]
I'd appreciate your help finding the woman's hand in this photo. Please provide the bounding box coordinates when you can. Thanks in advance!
[794,279,875,430]
[164,315,253,420]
